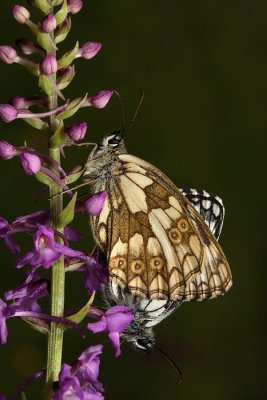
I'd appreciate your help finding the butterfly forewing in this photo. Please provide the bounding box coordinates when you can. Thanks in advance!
[91,153,232,302]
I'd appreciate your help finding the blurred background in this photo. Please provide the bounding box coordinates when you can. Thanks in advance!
[0,0,266,398]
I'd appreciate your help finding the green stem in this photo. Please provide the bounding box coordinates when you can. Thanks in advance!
[46,1,65,387]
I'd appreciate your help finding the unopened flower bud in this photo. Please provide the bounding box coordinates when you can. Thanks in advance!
[66,122,87,141]
[0,141,18,160]
[20,153,41,175]
[67,0,83,14]
[90,90,113,109]
[13,5,30,24]
[84,191,107,216]
[0,105,18,123]
[15,38,39,55]
[41,13,57,33]
[10,96,28,109]
[78,42,102,60]
[40,54,58,75]
[0,46,18,64]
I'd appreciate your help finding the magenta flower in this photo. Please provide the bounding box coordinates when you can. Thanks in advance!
[12,5,30,24]
[0,104,18,122]
[53,345,104,400]
[0,46,18,64]
[66,122,87,141]
[0,273,49,344]
[20,153,41,175]
[67,0,83,14]
[40,54,58,75]
[16,225,86,269]
[0,141,18,160]
[89,90,114,109]
[15,38,41,55]
[88,306,135,356]
[84,191,107,216]
[41,13,57,33]
[78,42,102,60]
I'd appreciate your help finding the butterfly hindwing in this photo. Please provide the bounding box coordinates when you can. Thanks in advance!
[181,188,225,239]
[91,154,232,302]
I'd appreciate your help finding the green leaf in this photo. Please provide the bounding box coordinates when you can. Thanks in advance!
[23,117,49,131]
[57,65,75,90]
[23,317,49,335]
[56,94,87,121]
[55,0,69,26]
[35,171,54,186]
[36,31,53,52]
[57,193,77,228]
[39,74,54,96]
[65,261,84,272]
[53,0,64,5]
[21,392,27,400]
[68,293,95,325]
[65,165,85,184]
[55,17,72,44]
[57,41,79,69]
[49,123,66,148]
[34,0,50,14]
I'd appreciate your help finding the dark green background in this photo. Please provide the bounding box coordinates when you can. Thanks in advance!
[0,0,266,399]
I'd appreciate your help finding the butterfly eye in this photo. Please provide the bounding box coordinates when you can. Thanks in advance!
[136,338,153,351]
[107,134,121,147]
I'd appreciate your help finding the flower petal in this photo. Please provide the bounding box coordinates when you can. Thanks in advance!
[108,331,121,357]
[87,317,107,333]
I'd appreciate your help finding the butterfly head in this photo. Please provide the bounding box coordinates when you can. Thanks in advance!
[121,325,155,353]
[101,130,124,149]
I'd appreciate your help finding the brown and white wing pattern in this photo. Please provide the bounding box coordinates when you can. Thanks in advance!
[91,154,232,301]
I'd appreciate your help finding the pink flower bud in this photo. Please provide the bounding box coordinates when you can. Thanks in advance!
[10,96,28,109]
[41,13,57,33]
[20,153,41,175]
[0,141,17,160]
[13,5,30,24]
[0,46,18,64]
[90,90,114,109]
[84,191,107,216]
[78,42,102,60]
[40,54,58,75]
[67,0,83,14]
[66,122,87,141]
[0,105,18,123]
[15,38,39,55]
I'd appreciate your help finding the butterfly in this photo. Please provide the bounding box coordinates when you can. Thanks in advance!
[83,131,232,352]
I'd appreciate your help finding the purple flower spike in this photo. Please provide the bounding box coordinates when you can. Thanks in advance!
[16,225,86,270]
[0,46,18,64]
[90,90,114,109]
[84,191,107,216]
[0,105,18,122]
[13,5,30,24]
[20,153,42,175]
[53,345,104,400]
[67,0,83,14]
[88,306,135,356]
[66,122,87,141]
[0,141,18,160]
[41,13,57,33]
[40,54,58,75]
[0,299,8,345]
[78,42,102,60]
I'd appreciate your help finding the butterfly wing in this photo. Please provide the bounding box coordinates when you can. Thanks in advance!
[181,188,225,239]
[91,154,232,301]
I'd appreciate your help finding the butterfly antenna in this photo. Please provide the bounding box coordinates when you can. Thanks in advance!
[114,90,126,137]
[125,89,145,136]
[154,345,183,384]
